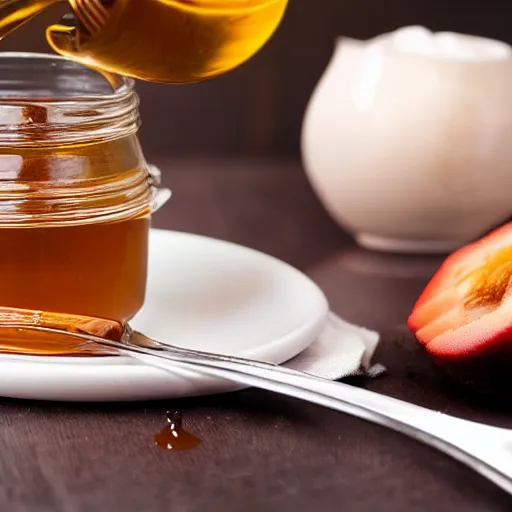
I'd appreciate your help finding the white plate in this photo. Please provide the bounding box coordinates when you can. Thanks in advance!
[0,229,329,402]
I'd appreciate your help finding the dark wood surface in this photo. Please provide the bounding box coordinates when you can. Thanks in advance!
[1,159,512,512]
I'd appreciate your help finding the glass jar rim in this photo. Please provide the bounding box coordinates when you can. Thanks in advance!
[0,52,140,147]
[0,51,133,100]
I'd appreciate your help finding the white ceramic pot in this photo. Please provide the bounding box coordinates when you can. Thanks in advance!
[302,27,512,253]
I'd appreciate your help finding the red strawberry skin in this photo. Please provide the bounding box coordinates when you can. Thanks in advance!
[407,223,512,393]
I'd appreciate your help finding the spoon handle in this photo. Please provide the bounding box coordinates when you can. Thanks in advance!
[116,333,512,496]
[10,325,512,496]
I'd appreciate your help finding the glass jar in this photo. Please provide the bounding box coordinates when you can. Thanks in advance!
[0,52,166,355]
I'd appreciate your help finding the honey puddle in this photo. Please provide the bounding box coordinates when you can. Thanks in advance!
[154,410,201,451]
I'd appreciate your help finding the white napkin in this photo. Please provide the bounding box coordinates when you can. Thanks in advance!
[284,312,384,380]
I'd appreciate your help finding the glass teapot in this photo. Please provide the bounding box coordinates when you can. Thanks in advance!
[0,0,288,83]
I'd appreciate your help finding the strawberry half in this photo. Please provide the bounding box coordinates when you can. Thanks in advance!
[408,223,512,393]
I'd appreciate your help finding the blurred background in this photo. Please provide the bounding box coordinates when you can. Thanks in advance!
[1,0,512,160]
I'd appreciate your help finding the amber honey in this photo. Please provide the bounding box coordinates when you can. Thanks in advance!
[46,0,288,83]
[0,143,152,355]
[154,410,201,451]
[0,0,288,84]
[0,0,57,41]
[0,0,287,355]
[0,216,150,355]
[0,53,156,355]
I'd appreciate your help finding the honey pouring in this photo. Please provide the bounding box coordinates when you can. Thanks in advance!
[0,0,289,83]
[0,0,287,356]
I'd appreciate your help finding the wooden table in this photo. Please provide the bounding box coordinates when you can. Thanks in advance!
[1,159,511,512]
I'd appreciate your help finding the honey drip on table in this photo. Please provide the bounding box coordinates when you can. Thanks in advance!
[154,411,201,451]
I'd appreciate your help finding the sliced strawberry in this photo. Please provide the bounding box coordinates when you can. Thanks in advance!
[407,223,512,393]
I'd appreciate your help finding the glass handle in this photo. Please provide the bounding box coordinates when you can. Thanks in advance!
[148,164,171,213]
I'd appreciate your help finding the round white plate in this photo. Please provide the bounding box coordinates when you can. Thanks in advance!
[0,229,329,402]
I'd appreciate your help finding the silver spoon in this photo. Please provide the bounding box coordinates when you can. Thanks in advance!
[6,323,512,496]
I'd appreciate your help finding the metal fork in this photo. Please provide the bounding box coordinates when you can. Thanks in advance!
[6,323,512,496]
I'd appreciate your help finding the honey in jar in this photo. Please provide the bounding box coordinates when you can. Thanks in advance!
[0,0,287,355]
[0,52,162,355]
